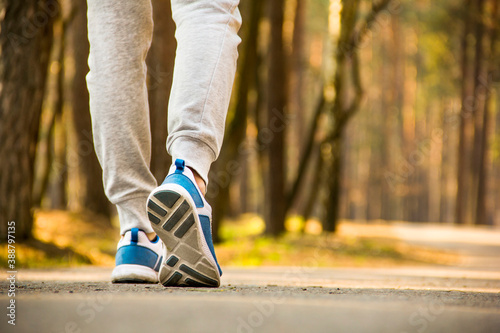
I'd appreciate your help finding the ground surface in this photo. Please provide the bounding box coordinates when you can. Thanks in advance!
[1,222,499,333]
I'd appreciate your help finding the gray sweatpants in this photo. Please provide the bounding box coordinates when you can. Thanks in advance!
[86,0,241,234]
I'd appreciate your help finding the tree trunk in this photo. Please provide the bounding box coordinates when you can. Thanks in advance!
[147,0,176,184]
[470,0,487,222]
[456,0,476,224]
[33,14,65,208]
[323,0,390,231]
[265,0,288,236]
[239,155,249,213]
[494,85,500,226]
[476,0,499,225]
[476,75,492,225]
[286,90,325,212]
[302,145,324,224]
[323,0,360,232]
[324,138,343,232]
[291,0,306,137]
[439,99,454,223]
[0,0,56,240]
[209,0,264,242]
[49,110,67,209]
[380,24,393,221]
[288,0,306,188]
[67,0,110,217]
[44,12,67,211]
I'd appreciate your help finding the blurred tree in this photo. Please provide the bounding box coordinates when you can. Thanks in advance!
[286,91,325,212]
[32,13,66,209]
[147,0,176,184]
[289,0,307,187]
[323,0,390,232]
[470,0,487,222]
[266,0,289,235]
[47,15,67,210]
[285,0,328,218]
[209,0,265,242]
[456,0,498,225]
[456,0,475,225]
[476,0,499,225]
[67,0,110,218]
[0,0,57,239]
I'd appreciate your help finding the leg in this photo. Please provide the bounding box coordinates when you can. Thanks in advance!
[87,0,163,283]
[167,0,242,185]
[86,0,157,235]
[147,0,242,287]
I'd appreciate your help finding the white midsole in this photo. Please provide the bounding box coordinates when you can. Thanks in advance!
[111,264,158,283]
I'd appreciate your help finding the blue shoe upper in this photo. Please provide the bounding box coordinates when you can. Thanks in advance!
[162,159,222,276]
[162,159,204,208]
[115,228,162,272]
[199,215,221,274]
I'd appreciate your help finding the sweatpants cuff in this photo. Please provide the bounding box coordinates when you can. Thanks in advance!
[116,196,153,235]
[169,136,215,185]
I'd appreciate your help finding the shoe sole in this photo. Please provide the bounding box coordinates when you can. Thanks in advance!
[146,184,220,288]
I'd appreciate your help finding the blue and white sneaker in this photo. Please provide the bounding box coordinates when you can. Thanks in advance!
[146,159,222,287]
[111,228,163,283]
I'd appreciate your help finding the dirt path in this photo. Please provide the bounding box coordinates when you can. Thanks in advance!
[1,222,499,332]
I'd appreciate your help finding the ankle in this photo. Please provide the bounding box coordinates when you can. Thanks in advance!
[146,232,157,241]
[188,167,206,196]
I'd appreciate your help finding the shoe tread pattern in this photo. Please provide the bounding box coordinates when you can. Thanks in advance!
[147,190,219,287]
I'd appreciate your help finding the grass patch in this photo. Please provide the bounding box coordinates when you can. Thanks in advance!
[216,214,458,267]
[0,210,118,268]
[0,211,458,269]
